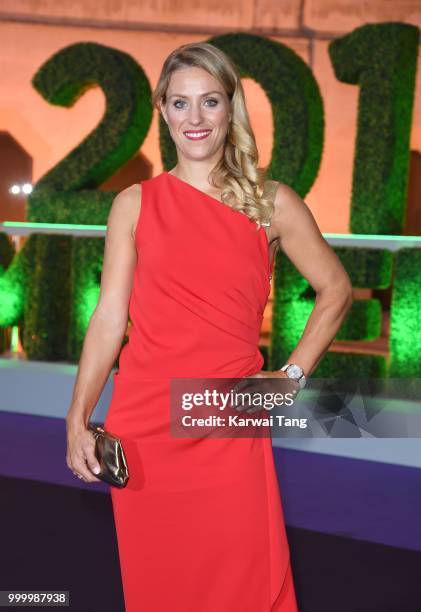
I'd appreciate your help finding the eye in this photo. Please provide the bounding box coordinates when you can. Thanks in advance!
[173,99,186,109]
[172,97,219,109]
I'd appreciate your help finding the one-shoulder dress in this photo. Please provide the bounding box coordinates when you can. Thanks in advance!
[103,171,299,611]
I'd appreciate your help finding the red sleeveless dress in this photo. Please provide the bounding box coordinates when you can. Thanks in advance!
[104,171,299,611]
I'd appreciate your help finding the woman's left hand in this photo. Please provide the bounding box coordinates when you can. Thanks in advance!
[230,369,301,414]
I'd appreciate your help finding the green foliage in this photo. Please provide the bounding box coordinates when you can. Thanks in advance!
[1,31,418,377]
[31,42,152,192]
[336,300,382,341]
[270,247,392,376]
[0,233,16,352]
[389,248,421,376]
[67,237,104,360]
[28,190,116,225]
[23,235,72,359]
[334,247,393,288]
[0,235,36,329]
[6,41,153,361]
[312,351,387,378]
[0,233,15,268]
[329,23,419,234]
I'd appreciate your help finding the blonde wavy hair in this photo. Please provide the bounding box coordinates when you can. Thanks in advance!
[151,41,273,230]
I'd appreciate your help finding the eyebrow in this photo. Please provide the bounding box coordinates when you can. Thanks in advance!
[168,90,223,99]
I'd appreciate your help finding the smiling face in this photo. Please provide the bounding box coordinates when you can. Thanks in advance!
[160,65,232,164]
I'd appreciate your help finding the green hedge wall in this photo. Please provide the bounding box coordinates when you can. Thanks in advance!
[389,248,421,376]
[0,234,36,329]
[32,42,152,193]
[269,246,393,376]
[329,22,419,235]
[0,233,16,352]
[23,235,72,359]
[0,28,419,378]
[3,42,152,360]
[67,237,104,360]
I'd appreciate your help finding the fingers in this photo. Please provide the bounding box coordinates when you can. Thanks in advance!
[231,372,300,413]
[73,460,101,483]
[85,451,102,480]
[67,431,102,483]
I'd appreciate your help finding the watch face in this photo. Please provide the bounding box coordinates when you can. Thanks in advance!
[287,364,303,379]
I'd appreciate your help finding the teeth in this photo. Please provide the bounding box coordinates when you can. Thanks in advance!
[184,130,211,138]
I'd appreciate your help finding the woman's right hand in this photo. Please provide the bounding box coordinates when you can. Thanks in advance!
[63,187,140,483]
[65,419,102,483]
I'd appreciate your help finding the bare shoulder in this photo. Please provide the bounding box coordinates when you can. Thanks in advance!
[107,183,142,240]
[273,182,312,217]
[272,181,322,241]
[270,181,353,296]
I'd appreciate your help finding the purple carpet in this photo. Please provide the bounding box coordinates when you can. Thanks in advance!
[1,410,420,552]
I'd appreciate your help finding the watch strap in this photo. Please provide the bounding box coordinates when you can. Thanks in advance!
[280,363,307,389]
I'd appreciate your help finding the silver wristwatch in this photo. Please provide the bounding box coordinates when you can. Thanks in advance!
[280,363,307,389]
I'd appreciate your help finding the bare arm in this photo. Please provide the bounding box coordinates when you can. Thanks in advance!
[65,183,141,482]
[270,183,353,378]
[66,183,141,429]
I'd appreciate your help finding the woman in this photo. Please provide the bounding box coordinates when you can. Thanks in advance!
[66,42,353,611]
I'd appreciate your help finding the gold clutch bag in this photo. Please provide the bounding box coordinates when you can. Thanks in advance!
[88,424,129,488]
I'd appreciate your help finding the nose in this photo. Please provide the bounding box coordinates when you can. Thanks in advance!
[187,102,204,126]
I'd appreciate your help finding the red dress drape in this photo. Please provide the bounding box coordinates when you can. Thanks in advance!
[104,171,299,611]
